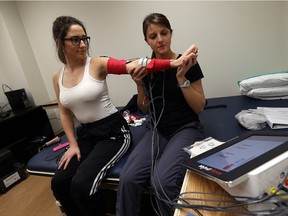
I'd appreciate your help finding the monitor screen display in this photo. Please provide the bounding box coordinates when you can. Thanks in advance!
[198,135,287,172]
[183,131,288,187]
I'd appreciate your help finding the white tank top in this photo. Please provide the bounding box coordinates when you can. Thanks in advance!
[59,57,118,123]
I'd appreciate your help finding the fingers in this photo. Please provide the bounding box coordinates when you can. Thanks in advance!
[58,155,66,169]
[177,55,195,75]
[130,67,147,81]
[183,44,198,57]
[138,69,148,78]
[182,58,192,70]
[63,158,70,170]
[58,153,72,170]
[76,152,81,163]
[191,45,198,55]
[184,52,197,66]
[181,45,198,67]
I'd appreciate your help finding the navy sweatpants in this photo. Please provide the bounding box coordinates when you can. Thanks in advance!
[51,112,131,216]
[116,122,204,216]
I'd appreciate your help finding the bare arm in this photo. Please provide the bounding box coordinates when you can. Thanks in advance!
[176,57,206,114]
[179,79,206,113]
[52,70,81,169]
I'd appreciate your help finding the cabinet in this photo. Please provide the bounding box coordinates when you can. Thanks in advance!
[0,106,55,163]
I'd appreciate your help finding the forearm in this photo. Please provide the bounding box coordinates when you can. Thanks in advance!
[180,81,206,114]
[106,57,175,75]
[106,58,127,74]
[183,90,206,113]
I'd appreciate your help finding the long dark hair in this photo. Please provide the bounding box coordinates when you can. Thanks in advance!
[52,16,89,64]
[142,13,173,58]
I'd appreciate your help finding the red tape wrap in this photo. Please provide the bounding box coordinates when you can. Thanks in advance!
[107,58,127,75]
[146,59,171,73]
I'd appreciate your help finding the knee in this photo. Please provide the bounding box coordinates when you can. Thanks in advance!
[119,170,135,185]
[119,168,142,189]
[153,174,165,189]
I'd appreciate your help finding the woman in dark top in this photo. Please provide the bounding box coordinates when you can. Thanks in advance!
[117,13,206,216]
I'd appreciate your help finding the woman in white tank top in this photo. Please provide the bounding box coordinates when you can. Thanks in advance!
[51,16,133,216]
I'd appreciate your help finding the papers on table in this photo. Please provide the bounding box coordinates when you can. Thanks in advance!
[257,107,288,129]
[184,137,224,157]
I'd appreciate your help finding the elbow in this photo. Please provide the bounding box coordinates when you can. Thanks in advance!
[194,107,205,114]
[137,102,149,115]
[139,106,149,115]
[193,99,206,114]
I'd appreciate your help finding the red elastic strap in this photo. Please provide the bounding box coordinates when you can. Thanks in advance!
[146,59,171,73]
[107,58,127,75]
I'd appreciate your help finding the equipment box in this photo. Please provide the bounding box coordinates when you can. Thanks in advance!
[0,161,27,194]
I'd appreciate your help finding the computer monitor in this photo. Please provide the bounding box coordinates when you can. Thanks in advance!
[183,131,288,187]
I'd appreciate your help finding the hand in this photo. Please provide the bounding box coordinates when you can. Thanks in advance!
[181,44,198,66]
[182,44,198,57]
[126,60,139,74]
[176,45,198,80]
[58,145,81,170]
[176,56,194,80]
[172,45,198,69]
[128,66,148,86]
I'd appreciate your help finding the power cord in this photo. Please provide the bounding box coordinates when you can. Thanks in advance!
[1,84,12,94]
[172,171,288,215]
[145,72,176,216]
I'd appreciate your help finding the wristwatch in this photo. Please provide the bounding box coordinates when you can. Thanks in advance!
[178,80,190,88]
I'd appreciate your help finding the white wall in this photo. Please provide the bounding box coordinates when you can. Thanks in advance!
[284,2,288,62]
[0,2,50,107]
[0,6,27,108]
[0,1,287,123]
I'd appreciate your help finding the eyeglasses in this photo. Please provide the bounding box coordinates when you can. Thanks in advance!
[63,36,90,46]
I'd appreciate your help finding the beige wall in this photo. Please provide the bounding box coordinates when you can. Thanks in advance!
[0,1,287,132]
